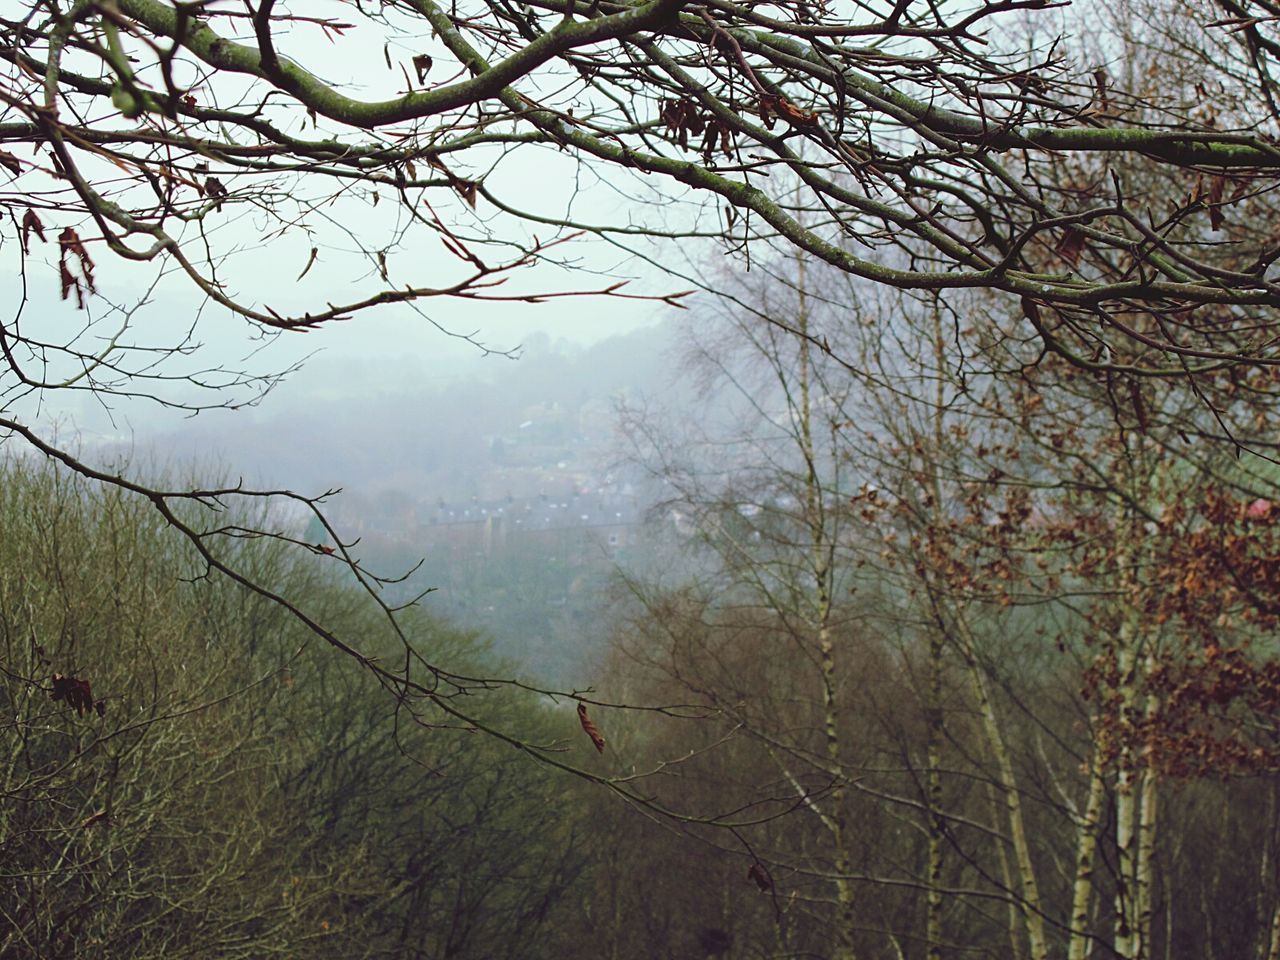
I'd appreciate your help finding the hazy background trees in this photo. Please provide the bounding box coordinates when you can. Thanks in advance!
[0,455,592,959]
[5,270,1280,958]
[587,233,1280,959]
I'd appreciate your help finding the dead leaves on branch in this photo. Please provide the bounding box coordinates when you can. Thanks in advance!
[1048,171,1249,274]
[1157,490,1280,636]
[1073,490,1280,777]
[1055,227,1087,266]
[577,703,606,752]
[402,155,478,209]
[746,861,773,891]
[1188,172,1253,231]
[860,394,1280,781]
[0,147,21,177]
[50,673,105,718]
[202,175,228,211]
[57,227,96,308]
[18,212,97,309]
[1090,68,1110,116]
[659,98,734,160]
[412,54,434,84]
[657,94,816,159]
[453,178,479,210]
[20,208,45,255]
[1087,642,1280,778]
[758,93,818,129]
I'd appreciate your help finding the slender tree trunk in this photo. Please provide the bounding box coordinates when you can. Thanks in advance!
[924,307,946,960]
[987,779,1029,960]
[814,598,855,959]
[1260,783,1279,960]
[1265,903,1280,960]
[1113,635,1139,960]
[1112,550,1160,960]
[796,255,857,960]
[1134,761,1159,959]
[926,628,945,960]
[920,305,1047,959]
[1067,755,1107,960]
[964,646,1049,960]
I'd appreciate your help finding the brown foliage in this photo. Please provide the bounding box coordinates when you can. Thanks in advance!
[50,673,104,717]
[577,703,606,753]
[56,227,95,308]
[746,861,773,891]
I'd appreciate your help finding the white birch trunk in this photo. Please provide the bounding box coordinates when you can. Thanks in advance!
[796,258,857,960]
[965,647,1050,960]
[1067,755,1107,960]
[1113,635,1139,960]
[1112,528,1160,960]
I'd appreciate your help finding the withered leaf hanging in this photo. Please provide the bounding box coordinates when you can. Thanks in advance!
[51,673,103,717]
[577,703,606,753]
[747,862,773,891]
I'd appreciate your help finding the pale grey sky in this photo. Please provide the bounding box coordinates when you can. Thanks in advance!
[0,0,721,450]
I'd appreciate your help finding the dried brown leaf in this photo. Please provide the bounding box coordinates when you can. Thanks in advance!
[577,703,606,752]
[57,227,95,307]
[20,209,45,254]
[772,96,818,126]
[205,175,227,211]
[1092,68,1109,114]
[51,673,96,716]
[1056,228,1086,266]
[759,95,776,129]
[1207,175,1227,230]
[747,862,773,891]
[1130,379,1149,432]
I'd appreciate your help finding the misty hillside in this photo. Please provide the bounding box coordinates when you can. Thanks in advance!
[155,321,681,500]
[133,320,692,684]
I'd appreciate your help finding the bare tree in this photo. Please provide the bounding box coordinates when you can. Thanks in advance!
[6,0,1280,847]
[9,0,1280,353]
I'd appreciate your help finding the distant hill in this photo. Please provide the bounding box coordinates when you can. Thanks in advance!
[148,319,681,500]
[125,319,689,684]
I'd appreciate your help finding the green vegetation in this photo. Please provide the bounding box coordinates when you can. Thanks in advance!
[0,457,590,958]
